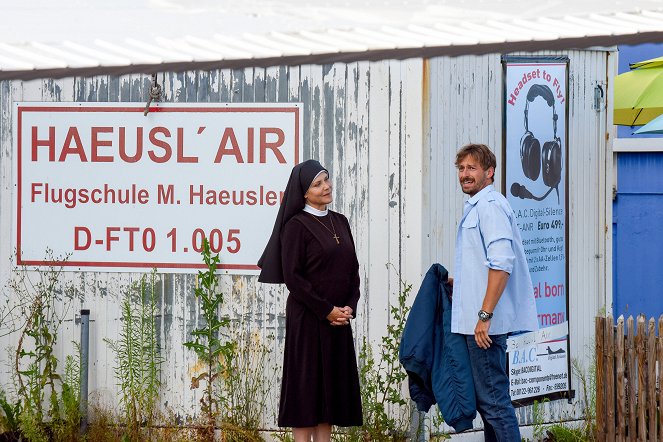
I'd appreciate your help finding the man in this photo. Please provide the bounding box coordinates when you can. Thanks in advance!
[451,143,538,441]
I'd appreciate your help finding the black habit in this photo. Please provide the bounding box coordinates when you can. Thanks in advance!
[278,210,363,428]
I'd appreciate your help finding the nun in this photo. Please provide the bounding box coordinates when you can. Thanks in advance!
[258,159,363,442]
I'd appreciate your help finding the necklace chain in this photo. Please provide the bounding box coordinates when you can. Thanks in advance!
[309,214,340,244]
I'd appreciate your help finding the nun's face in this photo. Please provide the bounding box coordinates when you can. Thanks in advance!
[305,172,333,210]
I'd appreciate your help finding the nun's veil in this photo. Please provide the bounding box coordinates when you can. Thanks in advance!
[257,159,327,283]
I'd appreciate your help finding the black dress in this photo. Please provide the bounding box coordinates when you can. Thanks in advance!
[278,210,363,428]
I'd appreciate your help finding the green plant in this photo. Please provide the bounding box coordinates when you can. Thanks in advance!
[0,389,20,435]
[105,270,163,441]
[270,430,294,442]
[86,400,123,442]
[544,425,588,441]
[541,355,597,442]
[51,344,83,441]
[425,409,449,441]
[531,399,549,441]
[343,275,414,441]
[218,326,273,441]
[571,356,596,440]
[184,238,234,439]
[8,254,79,442]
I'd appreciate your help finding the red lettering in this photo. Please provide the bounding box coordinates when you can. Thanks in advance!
[218,190,230,205]
[177,128,198,163]
[91,188,102,203]
[265,190,277,205]
[31,183,43,202]
[190,185,202,204]
[123,227,139,251]
[545,282,565,298]
[247,127,255,163]
[214,128,244,163]
[106,227,120,251]
[91,127,114,162]
[227,229,241,253]
[209,229,222,253]
[148,127,172,163]
[74,226,91,250]
[58,127,87,162]
[137,189,149,204]
[31,126,55,161]
[143,228,156,252]
[260,128,286,163]
[508,93,517,106]
[119,127,143,163]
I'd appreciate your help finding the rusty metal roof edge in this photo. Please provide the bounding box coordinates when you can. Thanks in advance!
[2,30,663,82]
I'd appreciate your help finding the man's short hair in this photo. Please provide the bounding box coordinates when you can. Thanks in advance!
[455,143,497,171]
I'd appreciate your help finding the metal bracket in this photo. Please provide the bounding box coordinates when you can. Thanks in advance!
[593,83,605,112]
[144,73,163,116]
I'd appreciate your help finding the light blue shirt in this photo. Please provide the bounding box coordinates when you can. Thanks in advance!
[451,185,539,335]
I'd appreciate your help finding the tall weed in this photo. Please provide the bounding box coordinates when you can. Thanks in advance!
[184,239,234,440]
[3,254,81,441]
[218,326,274,441]
[343,275,415,441]
[105,270,163,441]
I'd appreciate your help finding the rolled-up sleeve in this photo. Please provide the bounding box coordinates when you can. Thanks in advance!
[479,201,515,274]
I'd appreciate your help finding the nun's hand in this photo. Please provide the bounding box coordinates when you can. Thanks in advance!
[327,306,352,326]
[340,306,353,316]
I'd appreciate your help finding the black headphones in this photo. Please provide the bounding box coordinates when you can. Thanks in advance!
[511,84,563,203]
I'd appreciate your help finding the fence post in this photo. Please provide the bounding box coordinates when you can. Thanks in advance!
[647,319,656,442]
[615,316,625,442]
[636,315,646,442]
[606,315,615,442]
[627,316,636,442]
[596,316,605,440]
[79,309,90,435]
[658,315,663,442]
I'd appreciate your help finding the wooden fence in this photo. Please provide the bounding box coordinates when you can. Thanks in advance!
[596,315,663,441]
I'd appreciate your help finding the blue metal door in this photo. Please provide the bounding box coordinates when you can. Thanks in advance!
[613,152,663,319]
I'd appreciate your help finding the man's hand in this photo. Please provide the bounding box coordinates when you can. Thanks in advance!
[474,268,509,348]
[474,319,493,349]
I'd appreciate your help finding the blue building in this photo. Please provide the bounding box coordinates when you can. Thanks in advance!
[613,43,663,320]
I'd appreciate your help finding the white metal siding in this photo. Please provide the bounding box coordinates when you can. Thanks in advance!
[0,47,613,435]
[0,60,424,424]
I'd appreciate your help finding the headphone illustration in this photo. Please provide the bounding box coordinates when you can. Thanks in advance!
[510,84,563,204]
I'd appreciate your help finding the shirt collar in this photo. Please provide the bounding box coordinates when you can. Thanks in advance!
[303,204,329,217]
[466,184,495,206]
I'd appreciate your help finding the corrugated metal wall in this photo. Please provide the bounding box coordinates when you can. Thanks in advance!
[0,60,425,424]
[425,49,612,429]
[0,48,612,435]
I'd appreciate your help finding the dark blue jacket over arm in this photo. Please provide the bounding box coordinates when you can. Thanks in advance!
[399,264,476,432]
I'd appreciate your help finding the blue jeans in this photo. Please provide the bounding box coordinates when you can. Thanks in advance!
[465,334,521,442]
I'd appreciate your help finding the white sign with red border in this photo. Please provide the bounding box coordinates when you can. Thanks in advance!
[13,102,302,273]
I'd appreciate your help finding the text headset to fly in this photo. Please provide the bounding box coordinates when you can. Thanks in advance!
[511,84,563,204]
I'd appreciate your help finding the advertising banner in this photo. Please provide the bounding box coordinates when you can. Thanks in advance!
[13,102,302,273]
[502,57,571,403]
